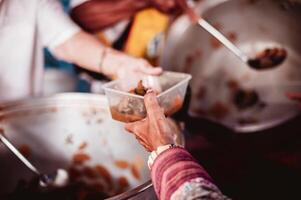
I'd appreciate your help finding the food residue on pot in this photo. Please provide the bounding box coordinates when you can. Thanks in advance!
[210,37,222,49]
[227,79,240,91]
[210,22,223,49]
[184,49,202,73]
[82,167,97,179]
[94,165,113,186]
[130,164,141,180]
[79,142,88,150]
[233,89,259,110]
[114,160,129,169]
[209,102,229,119]
[196,86,207,99]
[117,176,130,193]
[227,31,238,43]
[65,134,74,145]
[18,144,31,158]
[73,153,91,164]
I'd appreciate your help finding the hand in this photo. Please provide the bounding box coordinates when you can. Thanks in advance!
[101,48,162,79]
[149,0,189,15]
[125,90,178,152]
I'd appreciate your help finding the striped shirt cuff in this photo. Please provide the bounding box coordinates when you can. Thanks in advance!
[151,147,213,200]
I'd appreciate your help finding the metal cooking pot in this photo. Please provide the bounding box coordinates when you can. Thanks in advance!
[161,0,301,133]
[0,93,157,199]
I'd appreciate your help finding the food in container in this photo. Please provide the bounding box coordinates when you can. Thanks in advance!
[103,71,192,123]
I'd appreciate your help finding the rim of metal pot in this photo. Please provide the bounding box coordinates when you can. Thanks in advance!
[0,93,108,113]
[0,93,155,199]
[233,112,300,133]
[106,180,153,200]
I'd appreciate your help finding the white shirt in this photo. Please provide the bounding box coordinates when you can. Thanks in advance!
[0,0,80,102]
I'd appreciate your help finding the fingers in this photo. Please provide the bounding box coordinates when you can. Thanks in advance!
[136,136,152,152]
[144,90,165,121]
[125,121,140,133]
[125,120,147,139]
[138,64,163,76]
[125,122,152,151]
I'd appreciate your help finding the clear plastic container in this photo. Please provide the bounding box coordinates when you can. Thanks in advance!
[103,71,192,123]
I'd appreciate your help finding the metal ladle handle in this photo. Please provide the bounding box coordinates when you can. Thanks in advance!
[0,134,40,175]
[182,1,249,64]
[197,19,249,63]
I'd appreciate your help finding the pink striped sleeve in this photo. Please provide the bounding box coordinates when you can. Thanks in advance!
[151,147,213,200]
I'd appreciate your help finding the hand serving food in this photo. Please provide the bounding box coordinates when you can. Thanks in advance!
[125,90,177,152]
[100,48,162,80]
[149,0,190,15]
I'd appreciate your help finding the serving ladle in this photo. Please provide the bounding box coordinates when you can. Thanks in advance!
[0,132,69,188]
[182,1,287,70]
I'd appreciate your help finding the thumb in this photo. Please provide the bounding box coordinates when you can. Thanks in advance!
[124,119,146,134]
[139,66,163,76]
[125,122,135,133]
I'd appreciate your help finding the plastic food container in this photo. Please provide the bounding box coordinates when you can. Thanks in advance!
[103,71,192,123]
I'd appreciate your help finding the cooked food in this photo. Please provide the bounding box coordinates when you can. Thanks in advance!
[248,47,287,70]
[110,80,183,123]
[129,80,147,96]
[5,163,131,200]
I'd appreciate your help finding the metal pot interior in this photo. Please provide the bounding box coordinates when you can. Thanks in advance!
[0,93,151,199]
[162,0,301,133]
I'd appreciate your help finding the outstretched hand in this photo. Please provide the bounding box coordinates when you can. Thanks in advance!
[125,90,177,152]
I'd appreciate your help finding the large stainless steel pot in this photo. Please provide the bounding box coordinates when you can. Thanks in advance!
[0,93,156,199]
[161,0,301,133]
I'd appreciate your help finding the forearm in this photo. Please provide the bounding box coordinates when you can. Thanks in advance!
[53,31,157,79]
[70,0,149,32]
[151,147,228,200]
[53,31,103,74]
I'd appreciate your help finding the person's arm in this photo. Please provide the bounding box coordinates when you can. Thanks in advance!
[125,91,229,200]
[53,31,161,79]
[70,0,188,32]
[37,0,161,79]
[151,147,228,200]
[71,0,146,32]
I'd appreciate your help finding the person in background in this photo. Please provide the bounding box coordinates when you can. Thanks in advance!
[70,0,187,31]
[0,0,162,102]
[125,90,229,200]
[70,0,190,66]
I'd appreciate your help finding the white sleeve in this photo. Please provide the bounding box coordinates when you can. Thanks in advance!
[37,0,81,52]
[70,0,89,9]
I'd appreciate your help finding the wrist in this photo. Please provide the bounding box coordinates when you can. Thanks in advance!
[148,144,184,169]
[99,47,107,73]
[99,48,117,79]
